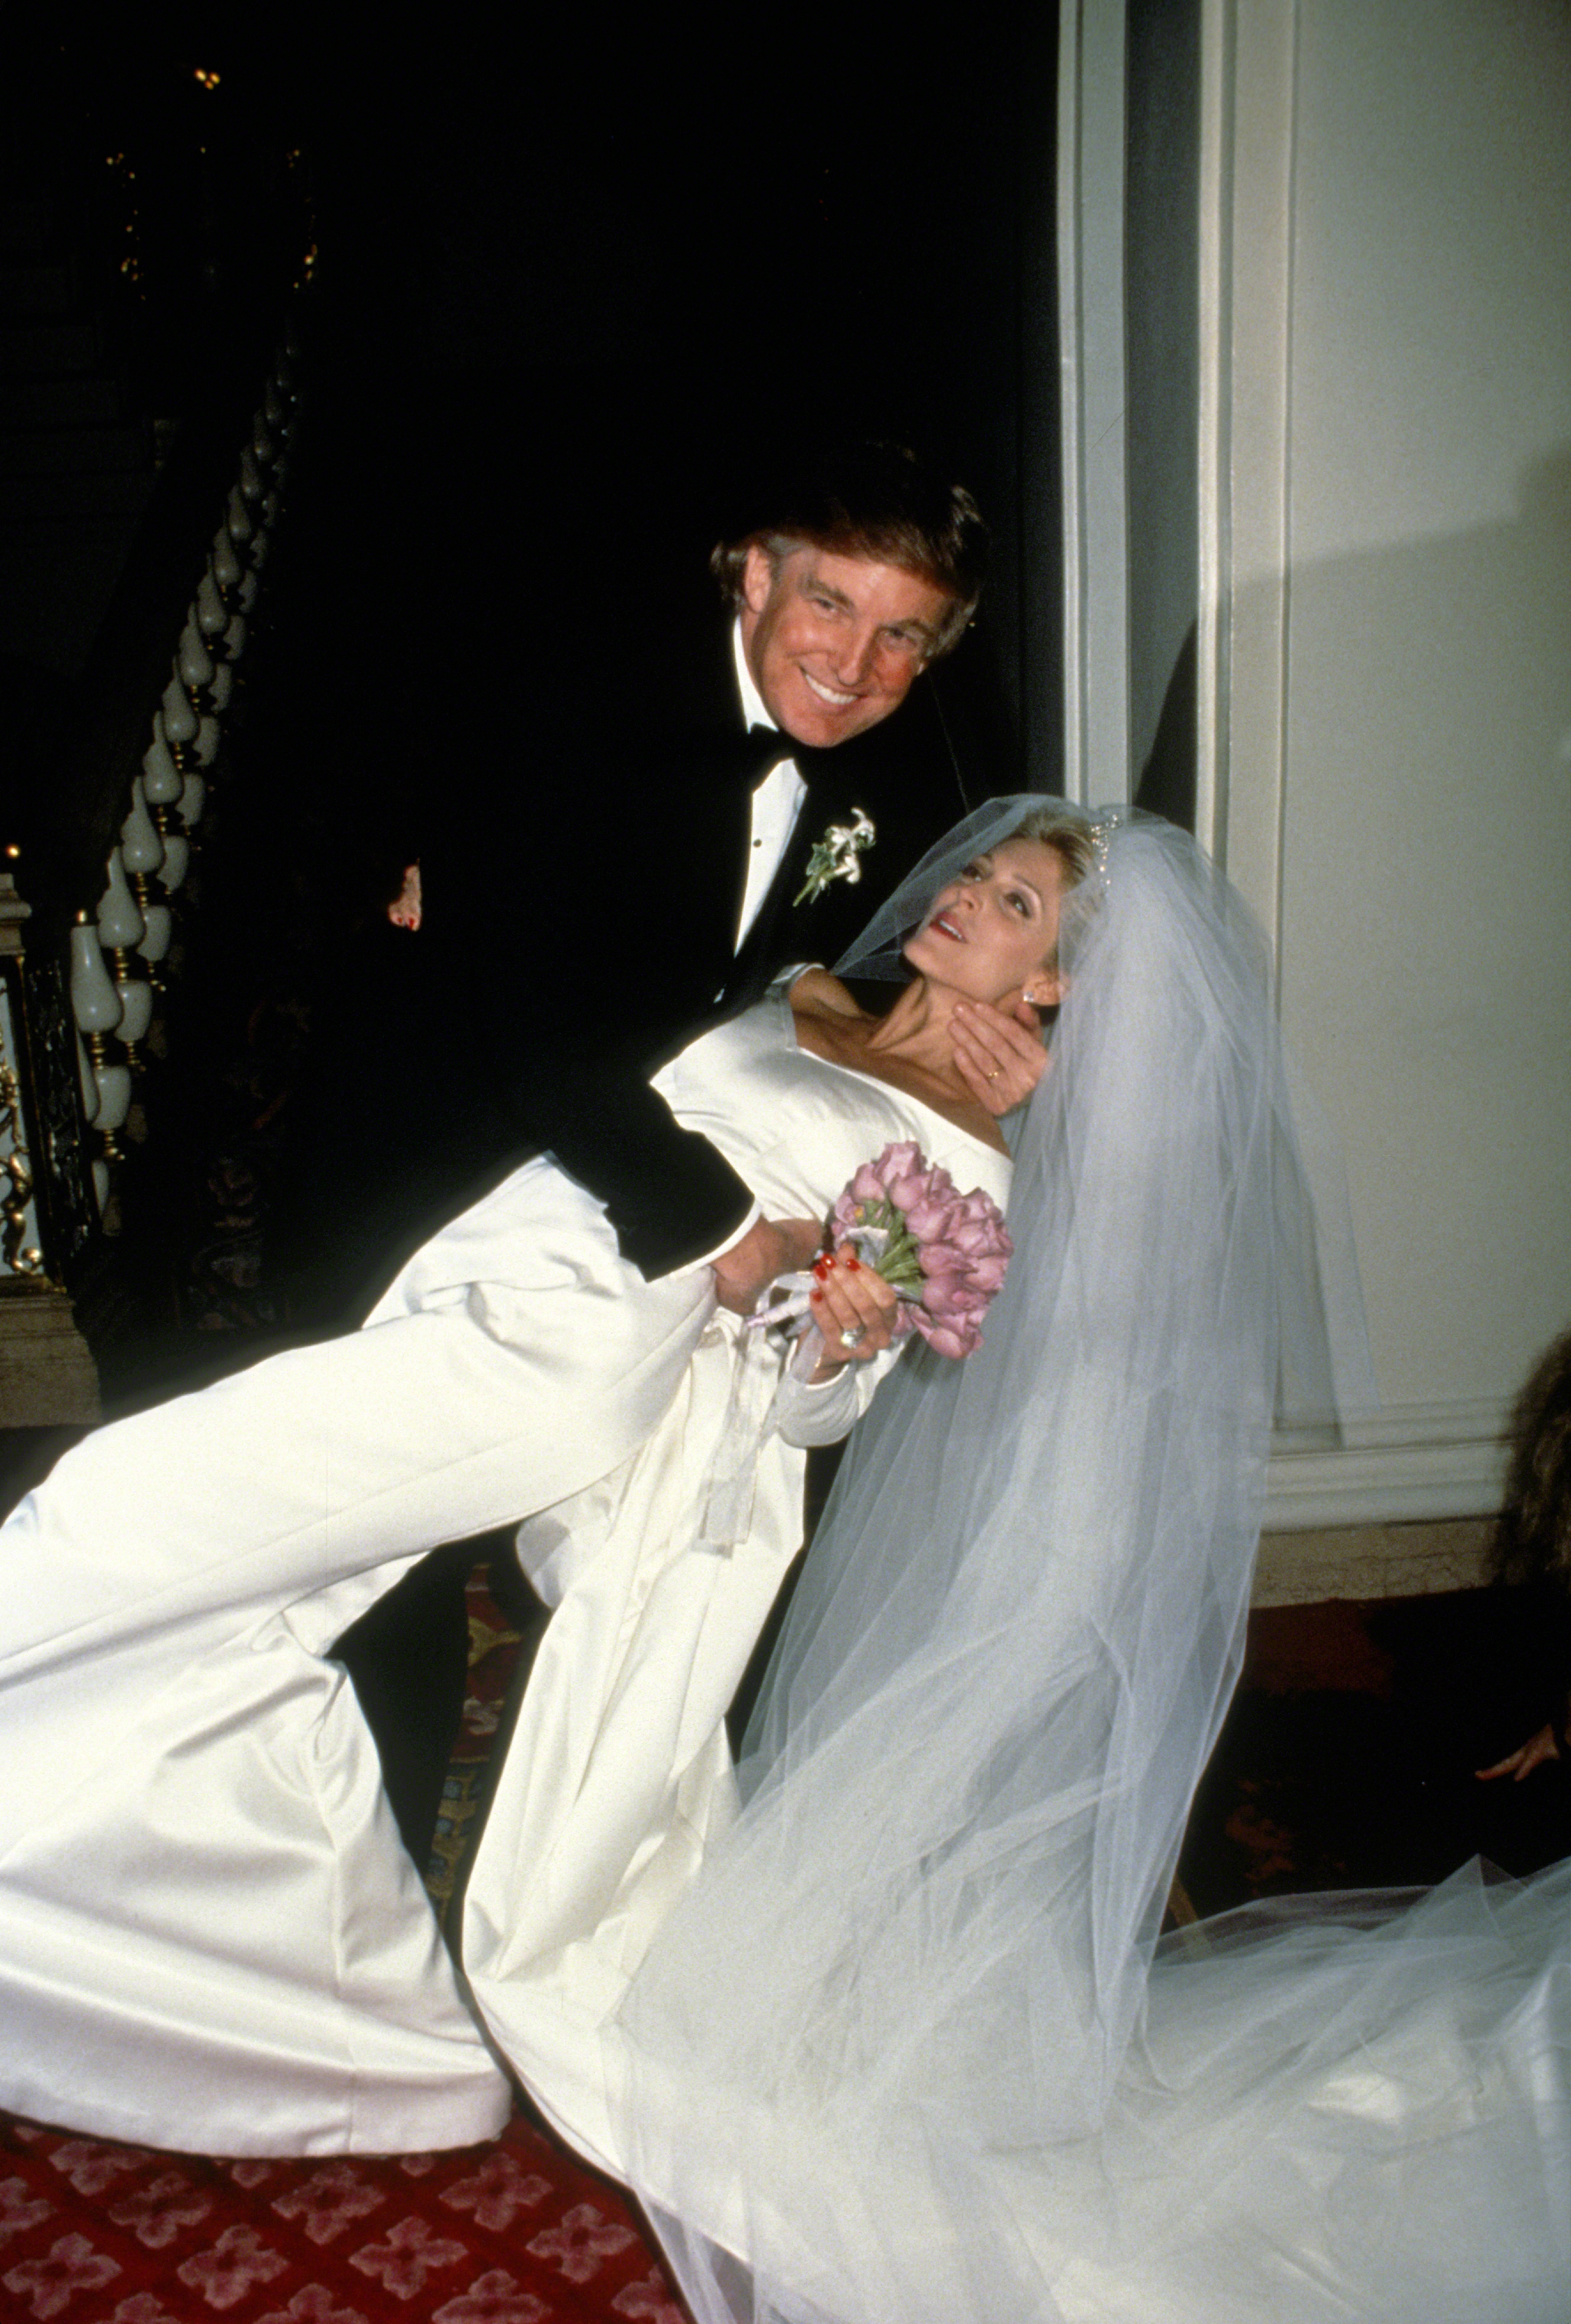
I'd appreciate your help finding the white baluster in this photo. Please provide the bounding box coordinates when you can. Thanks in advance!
[120,782,171,974]
[120,779,164,890]
[114,975,154,1053]
[97,847,144,953]
[196,565,228,642]
[142,715,181,802]
[96,849,152,1066]
[178,614,214,693]
[120,777,164,878]
[211,524,242,594]
[93,1059,132,1137]
[137,903,172,971]
[161,667,201,807]
[70,916,121,1034]
[161,669,198,749]
[142,720,190,891]
[70,917,129,1162]
[158,828,190,893]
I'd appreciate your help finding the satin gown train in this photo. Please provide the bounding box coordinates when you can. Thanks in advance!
[0,982,1009,2160]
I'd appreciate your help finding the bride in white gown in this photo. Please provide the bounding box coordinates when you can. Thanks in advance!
[3,799,1566,2322]
[0,807,1061,2158]
[604,804,1571,2324]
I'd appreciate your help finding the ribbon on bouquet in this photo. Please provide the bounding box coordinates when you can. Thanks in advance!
[698,1317,793,1552]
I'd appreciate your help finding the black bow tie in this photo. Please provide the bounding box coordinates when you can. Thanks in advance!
[744,723,798,781]
[746,725,846,798]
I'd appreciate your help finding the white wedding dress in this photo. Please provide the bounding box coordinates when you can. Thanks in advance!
[0,978,1009,2160]
[602,810,1571,2324]
[7,792,1566,2322]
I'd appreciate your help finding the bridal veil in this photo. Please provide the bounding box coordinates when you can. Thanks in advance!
[605,805,1570,2323]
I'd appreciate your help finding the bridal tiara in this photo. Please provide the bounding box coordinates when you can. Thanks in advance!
[1084,808,1123,896]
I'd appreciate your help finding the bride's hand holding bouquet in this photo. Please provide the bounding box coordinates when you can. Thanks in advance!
[751,1141,1013,1379]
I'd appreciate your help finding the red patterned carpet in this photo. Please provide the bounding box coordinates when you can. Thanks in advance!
[0,2109,684,2323]
[0,1560,684,2324]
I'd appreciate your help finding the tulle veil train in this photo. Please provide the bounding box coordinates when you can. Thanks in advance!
[603,804,1571,2323]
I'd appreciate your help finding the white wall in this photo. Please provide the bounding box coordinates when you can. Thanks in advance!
[1207,0,1571,1531]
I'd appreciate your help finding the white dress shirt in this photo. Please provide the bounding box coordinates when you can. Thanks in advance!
[732,621,807,951]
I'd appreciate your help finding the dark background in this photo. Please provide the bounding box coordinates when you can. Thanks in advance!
[2,11,1065,787]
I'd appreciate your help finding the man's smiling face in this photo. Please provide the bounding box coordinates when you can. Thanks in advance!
[738,542,955,749]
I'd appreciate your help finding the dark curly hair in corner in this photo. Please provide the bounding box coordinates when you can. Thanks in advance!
[1488,1326,1571,1592]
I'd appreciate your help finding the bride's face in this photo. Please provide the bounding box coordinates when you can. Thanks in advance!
[904,838,1068,1008]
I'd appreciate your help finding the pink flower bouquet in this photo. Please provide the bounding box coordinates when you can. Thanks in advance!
[828,1141,1013,1358]
[750,1142,1013,1365]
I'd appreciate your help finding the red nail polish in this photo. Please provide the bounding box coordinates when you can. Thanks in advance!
[813,1257,830,1280]
[846,1254,861,1272]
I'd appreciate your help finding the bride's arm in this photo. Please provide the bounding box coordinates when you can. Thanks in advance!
[774,1249,903,1447]
[775,1342,902,1447]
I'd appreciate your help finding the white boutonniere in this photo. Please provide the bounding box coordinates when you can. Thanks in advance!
[794,808,876,906]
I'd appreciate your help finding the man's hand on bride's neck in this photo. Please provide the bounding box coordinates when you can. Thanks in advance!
[788,969,1039,1151]
[950,994,1049,1115]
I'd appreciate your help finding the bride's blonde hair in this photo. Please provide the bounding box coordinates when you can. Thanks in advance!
[1000,804,1100,976]
[1004,802,1098,893]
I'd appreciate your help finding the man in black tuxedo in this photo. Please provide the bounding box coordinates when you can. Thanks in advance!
[327,441,1045,1858]
[402,438,1035,1298]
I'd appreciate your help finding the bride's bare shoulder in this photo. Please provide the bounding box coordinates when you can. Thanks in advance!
[787,965,865,1023]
